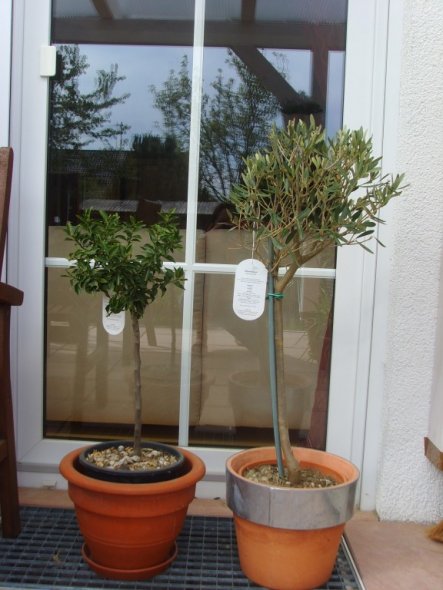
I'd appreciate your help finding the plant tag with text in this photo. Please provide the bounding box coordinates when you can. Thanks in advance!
[102,295,125,335]
[233,259,267,320]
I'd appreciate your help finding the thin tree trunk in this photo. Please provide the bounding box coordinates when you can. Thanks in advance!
[274,276,301,484]
[131,312,142,456]
[274,262,300,483]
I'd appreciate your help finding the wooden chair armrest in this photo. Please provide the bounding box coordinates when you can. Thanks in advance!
[0,282,24,306]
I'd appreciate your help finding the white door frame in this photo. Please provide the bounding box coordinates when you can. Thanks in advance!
[7,0,401,506]
[0,0,12,146]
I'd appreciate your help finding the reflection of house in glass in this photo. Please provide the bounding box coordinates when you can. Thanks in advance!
[47,148,218,229]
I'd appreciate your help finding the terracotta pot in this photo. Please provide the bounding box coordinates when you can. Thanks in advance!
[226,447,359,590]
[60,446,205,580]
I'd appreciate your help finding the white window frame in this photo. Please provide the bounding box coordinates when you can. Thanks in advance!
[0,0,12,146]
[0,0,13,287]
[7,0,399,505]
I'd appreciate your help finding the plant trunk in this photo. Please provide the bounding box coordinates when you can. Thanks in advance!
[273,273,301,484]
[274,262,301,484]
[131,312,142,456]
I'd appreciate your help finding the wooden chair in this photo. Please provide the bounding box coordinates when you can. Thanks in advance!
[0,147,23,537]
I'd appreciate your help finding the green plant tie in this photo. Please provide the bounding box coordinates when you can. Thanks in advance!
[266,292,284,299]
[267,268,285,479]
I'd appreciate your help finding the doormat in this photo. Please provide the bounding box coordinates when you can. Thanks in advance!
[0,507,363,590]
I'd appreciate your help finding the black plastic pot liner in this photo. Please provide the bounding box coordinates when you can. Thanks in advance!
[0,507,362,590]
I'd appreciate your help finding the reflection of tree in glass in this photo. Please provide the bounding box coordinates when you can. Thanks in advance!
[152,51,280,202]
[131,134,188,204]
[49,45,130,151]
[150,56,192,153]
[132,134,181,159]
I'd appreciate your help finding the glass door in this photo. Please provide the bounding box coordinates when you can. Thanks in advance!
[10,0,390,499]
[45,0,343,449]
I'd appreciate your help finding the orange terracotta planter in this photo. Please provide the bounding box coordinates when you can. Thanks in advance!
[226,447,359,590]
[60,446,205,580]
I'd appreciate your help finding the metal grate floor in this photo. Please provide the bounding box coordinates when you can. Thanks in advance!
[0,507,363,590]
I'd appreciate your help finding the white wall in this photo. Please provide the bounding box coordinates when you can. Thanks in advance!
[375,0,443,522]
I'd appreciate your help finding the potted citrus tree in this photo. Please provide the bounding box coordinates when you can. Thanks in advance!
[226,117,404,590]
[59,209,205,580]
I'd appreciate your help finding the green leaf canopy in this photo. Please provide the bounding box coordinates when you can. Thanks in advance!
[64,209,185,320]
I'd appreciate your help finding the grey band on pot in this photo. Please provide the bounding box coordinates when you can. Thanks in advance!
[226,468,358,530]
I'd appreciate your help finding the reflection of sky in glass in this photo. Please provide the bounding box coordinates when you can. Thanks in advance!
[260,48,312,95]
[326,51,345,137]
[74,43,344,148]
[76,44,192,148]
[202,48,312,128]
[255,0,347,23]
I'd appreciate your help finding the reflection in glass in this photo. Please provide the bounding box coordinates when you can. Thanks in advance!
[45,269,184,442]
[189,273,334,449]
[45,0,347,448]
[46,1,196,441]
[195,0,346,259]
[46,40,192,247]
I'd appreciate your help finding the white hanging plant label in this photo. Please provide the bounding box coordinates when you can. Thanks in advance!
[102,295,125,335]
[233,259,267,320]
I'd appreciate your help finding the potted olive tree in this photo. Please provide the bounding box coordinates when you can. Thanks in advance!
[59,210,205,580]
[226,118,404,590]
